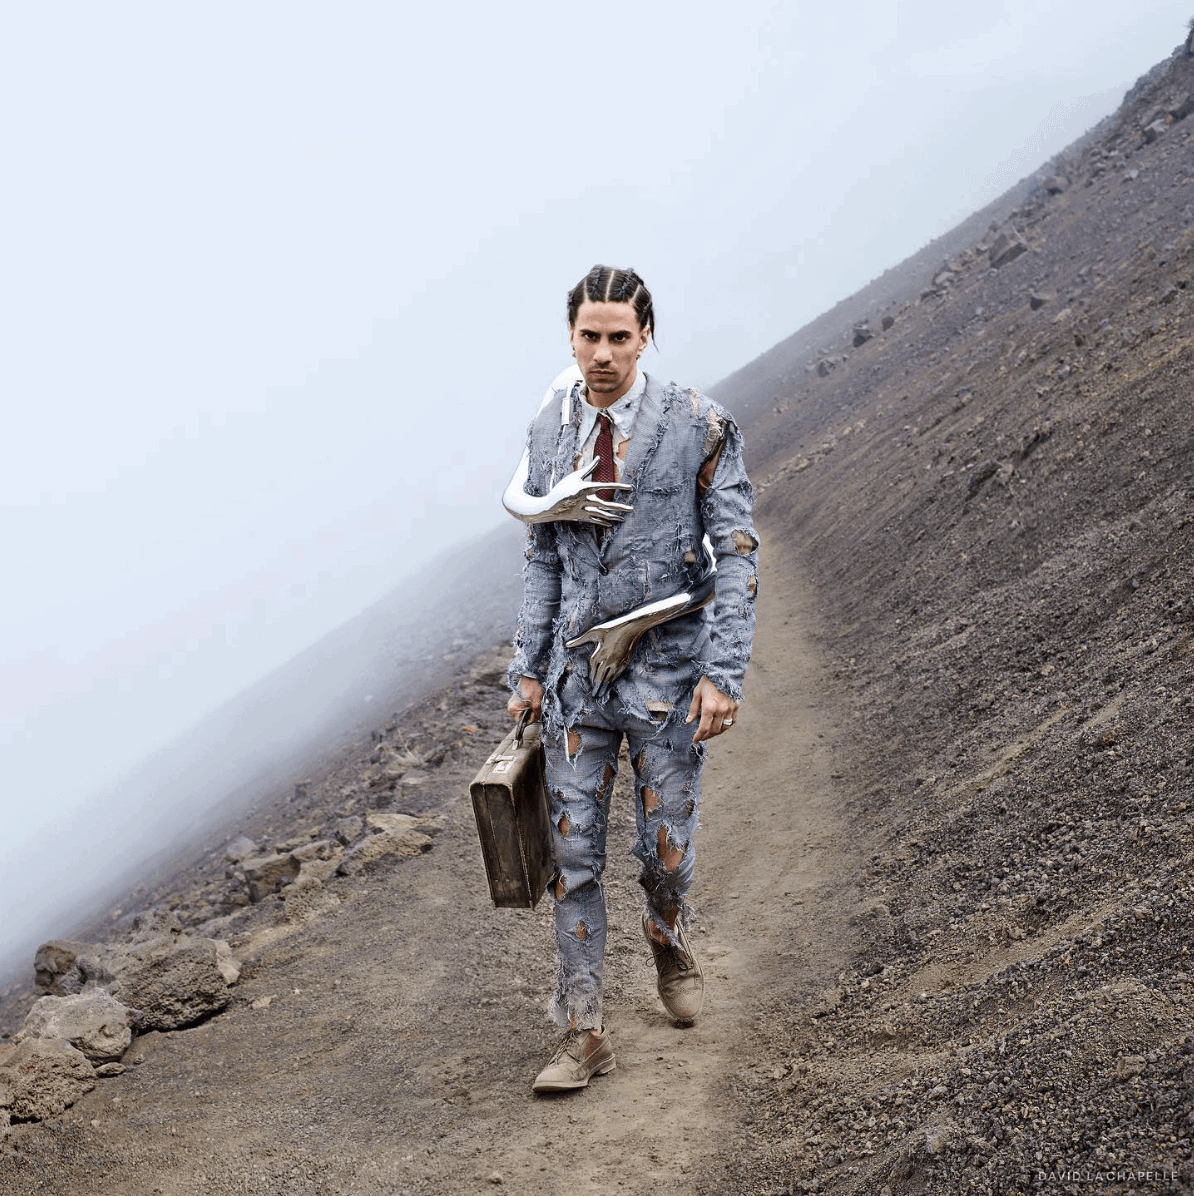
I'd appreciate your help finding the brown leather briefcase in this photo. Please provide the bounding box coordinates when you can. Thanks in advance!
[469,710,553,908]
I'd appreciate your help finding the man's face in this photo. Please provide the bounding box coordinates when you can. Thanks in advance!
[569,300,650,407]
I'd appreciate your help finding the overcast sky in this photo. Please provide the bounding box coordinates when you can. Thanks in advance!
[2,1,1190,951]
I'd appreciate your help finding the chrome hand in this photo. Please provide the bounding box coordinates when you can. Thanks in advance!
[503,449,634,527]
[565,572,716,692]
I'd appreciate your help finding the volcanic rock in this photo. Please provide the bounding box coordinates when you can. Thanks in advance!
[988,226,1028,268]
[335,814,439,877]
[15,991,132,1064]
[0,1038,96,1122]
[334,816,364,846]
[33,940,93,995]
[224,835,258,863]
[242,852,301,902]
[109,935,239,1031]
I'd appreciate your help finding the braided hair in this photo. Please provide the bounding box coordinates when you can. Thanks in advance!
[567,265,656,346]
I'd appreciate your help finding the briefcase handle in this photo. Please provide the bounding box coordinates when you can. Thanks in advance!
[514,706,532,746]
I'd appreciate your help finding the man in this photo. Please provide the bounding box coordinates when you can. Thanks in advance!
[503,265,758,1093]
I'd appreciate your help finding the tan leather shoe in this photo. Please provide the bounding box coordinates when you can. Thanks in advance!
[532,1027,616,1093]
[643,911,704,1022]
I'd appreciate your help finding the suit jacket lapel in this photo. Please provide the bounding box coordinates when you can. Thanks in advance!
[552,380,583,486]
[618,372,670,497]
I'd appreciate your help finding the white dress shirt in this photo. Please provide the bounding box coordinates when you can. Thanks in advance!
[574,369,647,478]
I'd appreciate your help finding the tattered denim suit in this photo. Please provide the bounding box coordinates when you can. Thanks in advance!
[509,372,758,1029]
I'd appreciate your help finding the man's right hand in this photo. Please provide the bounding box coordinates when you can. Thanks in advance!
[508,676,544,723]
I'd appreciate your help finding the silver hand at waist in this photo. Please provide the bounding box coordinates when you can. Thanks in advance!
[565,570,717,692]
[502,446,634,527]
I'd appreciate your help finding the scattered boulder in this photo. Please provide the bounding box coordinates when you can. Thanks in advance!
[33,920,243,1034]
[1042,175,1067,195]
[366,811,443,837]
[0,1038,96,1121]
[852,322,873,348]
[15,992,132,1064]
[816,358,835,378]
[337,814,439,876]
[242,852,301,902]
[214,940,241,986]
[130,908,183,938]
[881,315,895,331]
[1029,291,1055,311]
[1143,118,1169,144]
[33,940,92,995]
[1166,91,1192,120]
[296,857,340,884]
[988,227,1028,269]
[225,835,258,863]
[110,935,240,1031]
[290,839,335,864]
[334,816,365,847]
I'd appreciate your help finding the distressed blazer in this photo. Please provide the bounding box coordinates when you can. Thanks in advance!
[509,372,759,732]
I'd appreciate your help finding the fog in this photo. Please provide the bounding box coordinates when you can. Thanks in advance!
[3,1,1189,979]
[0,525,525,979]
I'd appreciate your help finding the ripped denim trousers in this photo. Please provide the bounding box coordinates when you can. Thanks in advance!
[541,705,706,1030]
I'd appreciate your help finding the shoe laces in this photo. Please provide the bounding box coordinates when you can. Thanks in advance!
[646,932,694,973]
[553,1027,598,1062]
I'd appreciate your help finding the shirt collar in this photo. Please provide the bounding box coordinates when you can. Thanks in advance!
[579,369,646,439]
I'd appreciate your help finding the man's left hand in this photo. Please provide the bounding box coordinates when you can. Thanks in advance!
[686,677,739,743]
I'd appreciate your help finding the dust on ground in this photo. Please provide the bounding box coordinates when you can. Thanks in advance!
[1,554,854,1196]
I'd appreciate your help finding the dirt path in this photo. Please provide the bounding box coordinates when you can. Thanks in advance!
[0,533,863,1196]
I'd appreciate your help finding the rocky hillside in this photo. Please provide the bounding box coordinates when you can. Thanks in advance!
[710,42,1194,1196]
[2,40,1194,1196]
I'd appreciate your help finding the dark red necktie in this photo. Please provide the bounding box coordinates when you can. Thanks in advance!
[593,414,615,502]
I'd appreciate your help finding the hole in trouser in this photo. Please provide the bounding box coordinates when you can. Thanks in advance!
[602,763,615,796]
[567,728,582,756]
[732,529,759,556]
[656,824,684,873]
[641,784,660,817]
[558,814,570,837]
[576,919,587,941]
[555,876,567,901]
[747,574,758,598]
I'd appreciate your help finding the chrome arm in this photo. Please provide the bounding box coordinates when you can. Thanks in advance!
[502,445,634,527]
[503,369,636,527]
[565,569,717,692]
